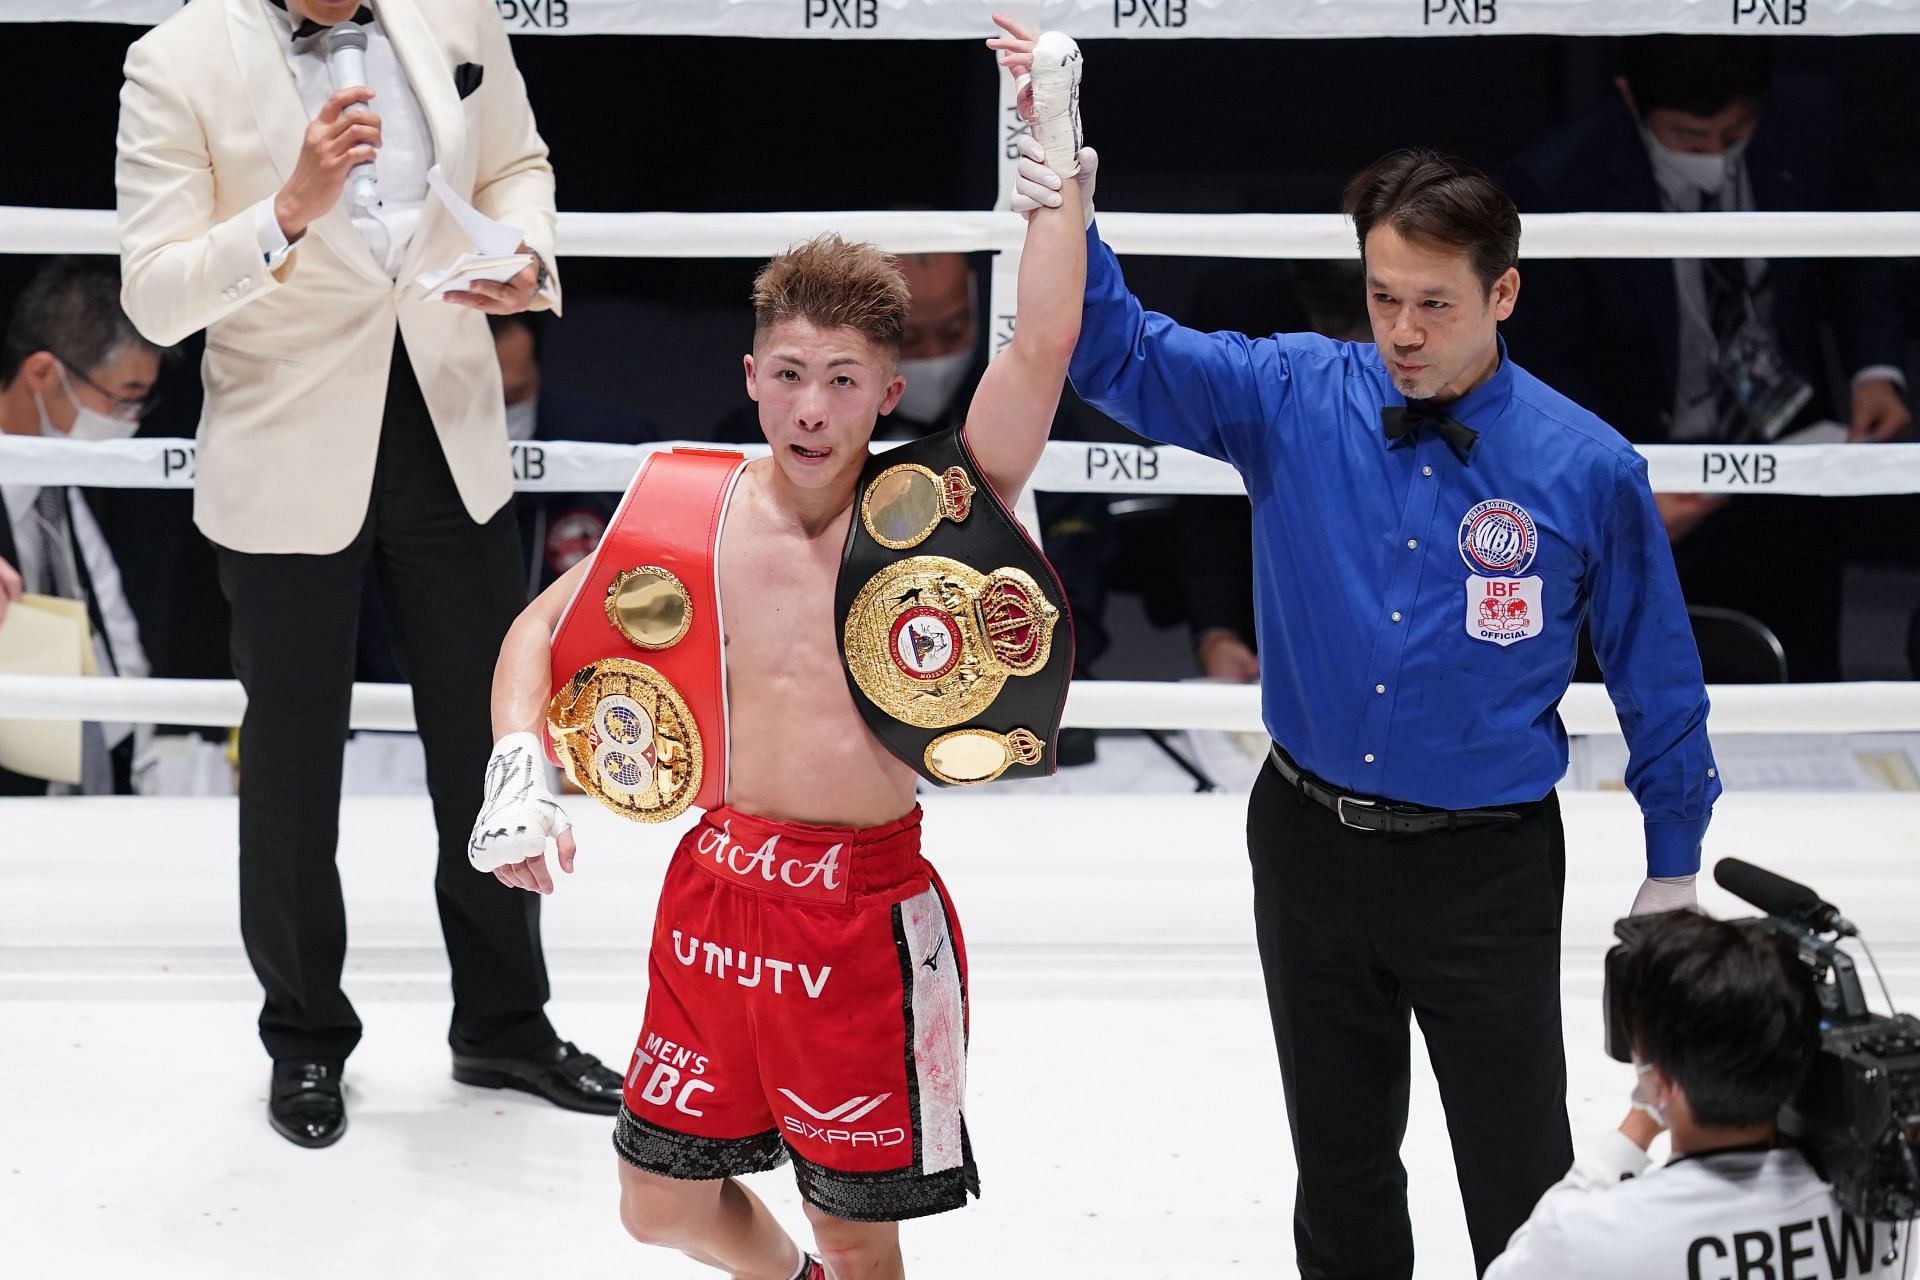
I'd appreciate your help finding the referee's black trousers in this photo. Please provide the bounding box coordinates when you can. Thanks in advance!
[1247,754,1574,1279]
[215,338,555,1067]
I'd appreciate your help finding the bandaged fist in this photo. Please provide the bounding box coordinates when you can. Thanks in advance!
[469,731,575,893]
[1011,136,1098,228]
[990,15,1085,177]
[1628,874,1698,917]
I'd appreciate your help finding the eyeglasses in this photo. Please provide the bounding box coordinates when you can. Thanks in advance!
[51,352,161,422]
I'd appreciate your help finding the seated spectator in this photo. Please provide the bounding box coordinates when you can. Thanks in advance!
[1486,910,1904,1278]
[492,313,663,593]
[1504,37,1910,681]
[0,258,165,794]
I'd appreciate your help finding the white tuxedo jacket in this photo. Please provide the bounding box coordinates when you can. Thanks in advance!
[116,0,561,554]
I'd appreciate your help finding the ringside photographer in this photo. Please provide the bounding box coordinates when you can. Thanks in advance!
[1487,907,1914,1278]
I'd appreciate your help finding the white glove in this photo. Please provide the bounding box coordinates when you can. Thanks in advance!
[469,731,571,874]
[1012,136,1098,228]
[1629,1062,1670,1132]
[1628,874,1698,916]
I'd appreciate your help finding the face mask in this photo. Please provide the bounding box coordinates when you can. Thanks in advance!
[893,350,974,424]
[504,398,539,442]
[38,364,138,443]
[1645,130,1751,198]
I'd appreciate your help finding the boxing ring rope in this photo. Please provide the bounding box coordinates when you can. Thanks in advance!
[7,207,1920,260]
[4,674,1919,737]
[17,0,1920,39]
[2,434,1918,497]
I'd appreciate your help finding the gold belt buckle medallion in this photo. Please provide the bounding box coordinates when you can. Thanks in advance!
[860,463,978,550]
[604,565,693,650]
[546,657,703,822]
[924,726,1047,785]
[842,555,1061,729]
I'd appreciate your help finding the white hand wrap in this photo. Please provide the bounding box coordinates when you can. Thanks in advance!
[1628,874,1698,917]
[1021,31,1083,179]
[469,731,571,873]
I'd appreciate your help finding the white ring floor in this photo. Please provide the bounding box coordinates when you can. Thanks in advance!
[4,791,1916,1278]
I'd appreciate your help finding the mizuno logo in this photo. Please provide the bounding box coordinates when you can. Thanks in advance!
[777,1089,892,1123]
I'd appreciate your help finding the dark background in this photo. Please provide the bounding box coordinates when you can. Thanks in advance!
[6,25,1916,435]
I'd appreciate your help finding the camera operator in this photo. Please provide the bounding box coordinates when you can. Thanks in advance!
[1487,910,1908,1279]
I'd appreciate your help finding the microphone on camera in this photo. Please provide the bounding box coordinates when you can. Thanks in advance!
[325,23,378,209]
[1713,857,1858,936]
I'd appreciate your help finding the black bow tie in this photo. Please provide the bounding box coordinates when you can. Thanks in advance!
[1382,402,1479,463]
[270,1,376,41]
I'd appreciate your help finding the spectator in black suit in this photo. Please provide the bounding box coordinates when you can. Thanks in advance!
[1504,37,1910,681]
[0,259,165,796]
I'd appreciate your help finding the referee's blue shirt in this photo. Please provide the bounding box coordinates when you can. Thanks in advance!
[1069,227,1719,877]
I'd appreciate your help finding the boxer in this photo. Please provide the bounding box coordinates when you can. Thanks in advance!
[468,18,1087,1280]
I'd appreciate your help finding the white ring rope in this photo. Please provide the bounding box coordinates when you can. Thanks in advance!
[1,674,1916,736]
[6,208,1920,261]
[5,435,1917,498]
[16,0,1920,39]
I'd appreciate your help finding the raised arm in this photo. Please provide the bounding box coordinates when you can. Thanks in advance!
[960,18,1087,503]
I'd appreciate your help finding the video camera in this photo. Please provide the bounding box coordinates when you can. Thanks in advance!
[1603,857,1920,1222]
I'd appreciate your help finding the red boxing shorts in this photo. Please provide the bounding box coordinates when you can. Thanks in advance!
[613,804,978,1223]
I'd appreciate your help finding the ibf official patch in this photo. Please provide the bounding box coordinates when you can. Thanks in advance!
[1458,499,1538,575]
[1465,575,1544,647]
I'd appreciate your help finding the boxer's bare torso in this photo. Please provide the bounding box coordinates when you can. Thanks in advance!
[717,456,918,828]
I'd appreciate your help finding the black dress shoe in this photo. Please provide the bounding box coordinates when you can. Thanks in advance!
[268,1060,347,1148]
[452,1040,623,1115]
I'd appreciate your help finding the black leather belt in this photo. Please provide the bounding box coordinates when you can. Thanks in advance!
[1267,744,1530,835]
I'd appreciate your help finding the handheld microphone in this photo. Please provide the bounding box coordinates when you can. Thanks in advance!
[1713,857,1858,936]
[325,24,378,210]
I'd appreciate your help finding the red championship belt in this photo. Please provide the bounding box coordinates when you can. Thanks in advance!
[545,448,746,822]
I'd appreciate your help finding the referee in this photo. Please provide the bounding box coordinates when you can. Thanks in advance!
[1031,148,1721,1276]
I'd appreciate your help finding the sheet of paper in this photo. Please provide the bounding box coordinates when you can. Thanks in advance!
[24,594,96,675]
[417,166,533,298]
[0,594,88,784]
[418,252,535,300]
[425,164,523,255]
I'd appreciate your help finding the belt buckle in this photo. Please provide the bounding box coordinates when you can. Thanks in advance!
[1335,794,1381,831]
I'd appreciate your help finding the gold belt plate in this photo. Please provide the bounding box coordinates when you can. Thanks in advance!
[842,556,1061,730]
[860,462,978,550]
[924,726,1047,785]
[546,657,703,822]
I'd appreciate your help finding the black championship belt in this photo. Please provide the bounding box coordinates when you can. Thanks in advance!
[837,427,1074,786]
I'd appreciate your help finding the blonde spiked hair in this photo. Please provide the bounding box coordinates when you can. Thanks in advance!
[751,233,911,355]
